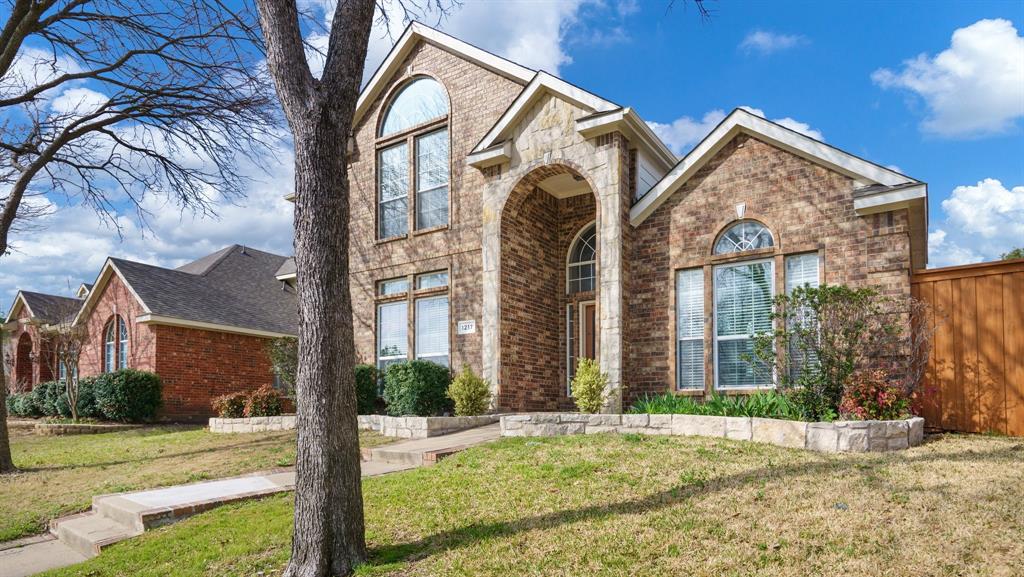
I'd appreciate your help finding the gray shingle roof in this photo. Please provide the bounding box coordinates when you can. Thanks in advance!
[111,245,297,335]
[18,291,82,324]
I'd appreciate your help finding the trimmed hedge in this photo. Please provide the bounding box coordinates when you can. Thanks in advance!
[354,364,379,415]
[6,392,41,418]
[243,385,283,417]
[211,391,248,418]
[92,369,163,422]
[383,360,452,417]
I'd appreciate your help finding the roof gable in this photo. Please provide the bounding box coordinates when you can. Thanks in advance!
[630,108,926,226]
[5,290,82,325]
[355,22,534,127]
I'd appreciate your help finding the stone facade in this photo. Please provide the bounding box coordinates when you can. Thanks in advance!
[344,29,924,414]
[356,414,500,439]
[500,413,926,453]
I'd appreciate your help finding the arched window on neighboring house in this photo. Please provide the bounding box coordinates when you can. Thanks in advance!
[104,316,128,372]
[377,77,450,239]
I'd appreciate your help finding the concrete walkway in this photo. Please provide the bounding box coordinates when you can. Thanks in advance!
[0,424,501,577]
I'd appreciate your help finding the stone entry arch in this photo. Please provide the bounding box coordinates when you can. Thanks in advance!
[497,163,600,410]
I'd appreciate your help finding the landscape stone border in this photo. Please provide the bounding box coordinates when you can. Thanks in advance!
[31,422,143,436]
[357,414,500,439]
[209,415,296,433]
[500,413,926,453]
[210,414,500,438]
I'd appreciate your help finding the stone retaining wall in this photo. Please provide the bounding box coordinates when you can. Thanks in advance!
[32,423,143,436]
[357,414,500,439]
[500,413,925,453]
[209,415,297,433]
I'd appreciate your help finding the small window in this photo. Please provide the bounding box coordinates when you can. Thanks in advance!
[566,305,576,394]
[415,296,449,367]
[376,301,408,376]
[104,321,116,373]
[118,318,128,369]
[714,221,774,255]
[379,78,448,137]
[567,223,597,294]
[676,268,704,390]
[378,278,409,296]
[416,271,448,290]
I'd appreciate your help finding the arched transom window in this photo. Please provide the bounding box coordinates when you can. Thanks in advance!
[377,77,450,239]
[567,223,597,294]
[104,316,128,373]
[713,221,774,255]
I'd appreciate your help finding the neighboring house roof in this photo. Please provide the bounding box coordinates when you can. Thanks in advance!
[75,283,94,298]
[4,290,82,325]
[74,245,297,338]
[275,257,296,280]
[631,108,927,227]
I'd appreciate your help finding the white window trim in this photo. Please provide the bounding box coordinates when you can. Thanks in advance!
[713,258,776,391]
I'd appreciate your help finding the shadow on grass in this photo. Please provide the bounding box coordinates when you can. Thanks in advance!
[365,440,1024,569]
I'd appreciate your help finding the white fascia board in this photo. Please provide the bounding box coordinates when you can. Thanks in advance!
[467,140,512,168]
[136,314,295,339]
[275,273,297,281]
[472,72,618,154]
[631,109,918,226]
[3,292,31,324]
[854,183,927,215]
[576,108,677,169]
[355,22,534,127]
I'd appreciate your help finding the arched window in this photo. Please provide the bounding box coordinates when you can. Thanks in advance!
[377,77,450,238]
[713,221,774,255]
[379,78,449,137]
[567,223,597,294]
[104,316,128,372]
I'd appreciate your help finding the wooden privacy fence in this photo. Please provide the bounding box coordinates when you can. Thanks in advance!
[911,259,1024,436]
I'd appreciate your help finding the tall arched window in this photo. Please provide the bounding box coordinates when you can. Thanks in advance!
[713,220,774,255]
[104,316,128,372]
[377,77,450,239]
[567,223,597,294]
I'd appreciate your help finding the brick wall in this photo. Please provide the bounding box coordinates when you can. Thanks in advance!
[624,134,913,405]
[153,325,275,421]
[79,274,156,378]
[347,39,525,377]
[556,193,598,407]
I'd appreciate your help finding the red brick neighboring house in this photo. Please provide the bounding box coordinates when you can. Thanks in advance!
[335,23,928,413]
[3,291,82,390]
[5,245,297,421]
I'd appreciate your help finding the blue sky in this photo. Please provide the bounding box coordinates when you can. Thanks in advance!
[2,0,1022,309]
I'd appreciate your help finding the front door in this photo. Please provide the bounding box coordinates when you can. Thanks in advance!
[581,302,597,359]
[568,301,597,396]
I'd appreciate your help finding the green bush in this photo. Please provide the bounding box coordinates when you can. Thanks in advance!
[383,361,452,417]
[629,391,808,421]
[354,364,379,415]
[6,392,41,417]
[75,377,101,419]
[30,381,62,417]
[572,358,607,414]
[446,364,491,416]
[211,391,248,418]
[93,369,163,422]
[244,384,283,417]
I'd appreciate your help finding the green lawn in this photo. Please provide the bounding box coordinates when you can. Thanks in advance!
[39,432,1024,577]
[0,425,390,542]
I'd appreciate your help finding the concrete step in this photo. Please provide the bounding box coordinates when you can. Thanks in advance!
[50,513,136,558]
[368,423,501,466]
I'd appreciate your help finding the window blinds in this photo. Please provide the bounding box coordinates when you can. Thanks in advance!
[675,268,704,390]
[714,261,774,388]
[377,301,407,361]
[415,296,449,367]
[416,129,449,229]
[378,143,408,238]
[785,253,821,381]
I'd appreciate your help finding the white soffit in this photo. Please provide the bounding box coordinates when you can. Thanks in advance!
[355,22,534,127]
[630,108,921,226]
[854,183,928,215]
[471,71,619,156]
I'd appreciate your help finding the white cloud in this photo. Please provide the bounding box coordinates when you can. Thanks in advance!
[647,107,824,154]
[927,178,1024,267]
[872,18,1024,138]
[739,30,807,55]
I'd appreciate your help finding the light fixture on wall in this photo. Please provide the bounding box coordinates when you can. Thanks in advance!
[735,203,746,219]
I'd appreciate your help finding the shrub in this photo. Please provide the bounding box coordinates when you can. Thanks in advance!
[383,361,452,417]
[266,337,298,395]
[6,392,41,417]
[30,381,61,417]
[354,364,379,415]
[75,377,101,419]
[446,365,491,416]
[244,384,283,417]
[93,369,163,422]
[212,391,248,418]
[840,369,912,421]
[629,391,808,420]
[572,358,607,414]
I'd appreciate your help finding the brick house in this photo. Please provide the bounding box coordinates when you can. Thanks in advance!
[3,291,82,390]
[341,23,928,413]
[4,245,297,421]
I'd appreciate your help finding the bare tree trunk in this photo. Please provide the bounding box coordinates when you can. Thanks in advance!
[0,327,15,474]
[254,0,376,575]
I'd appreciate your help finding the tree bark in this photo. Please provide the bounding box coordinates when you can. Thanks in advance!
[254,0,376,575]
[0,327,15,474]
